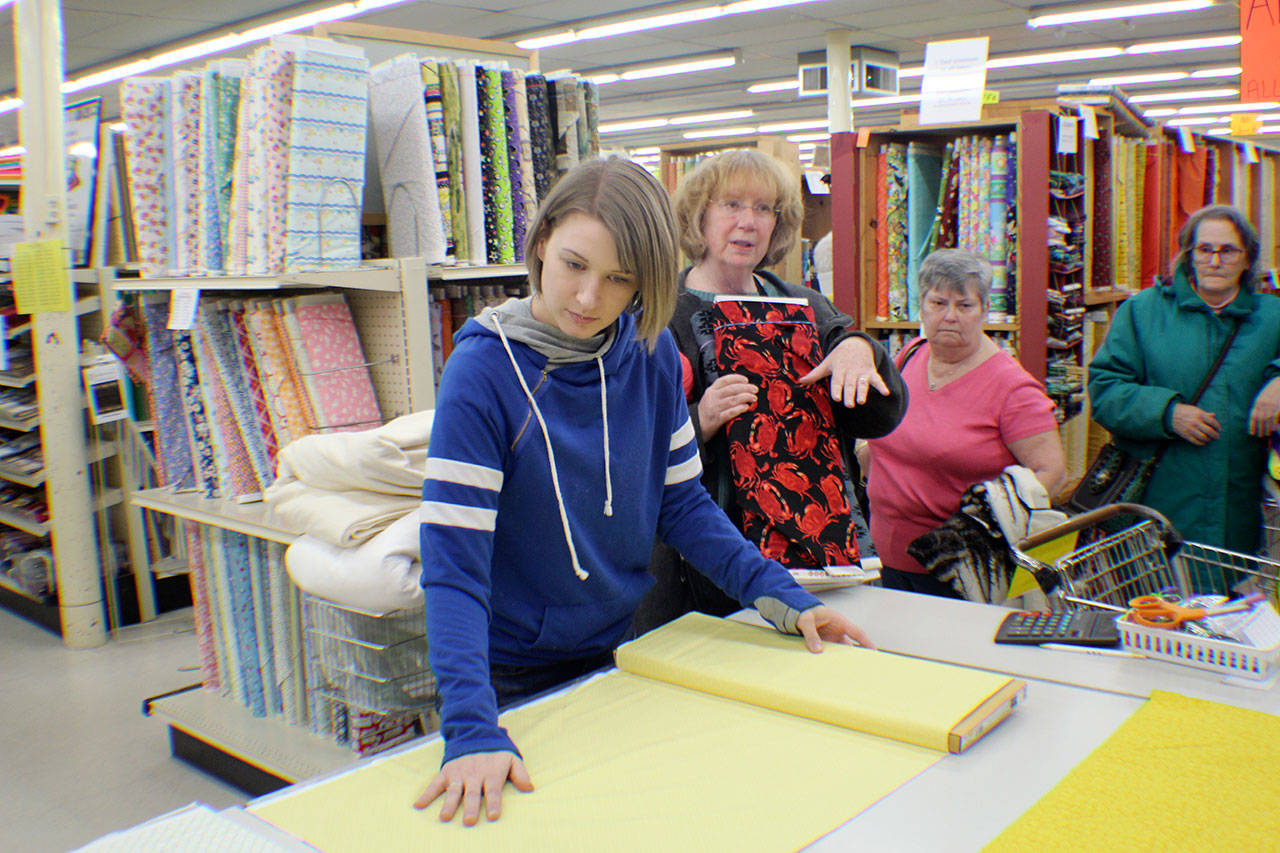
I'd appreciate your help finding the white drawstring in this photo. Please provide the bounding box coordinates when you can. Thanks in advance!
[490,313,589,581]
[599,356,613,518]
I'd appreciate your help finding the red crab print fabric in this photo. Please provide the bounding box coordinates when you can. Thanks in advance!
[710,297,859,568]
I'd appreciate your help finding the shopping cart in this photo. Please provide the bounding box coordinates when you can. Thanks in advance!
[1011,503,1280,679]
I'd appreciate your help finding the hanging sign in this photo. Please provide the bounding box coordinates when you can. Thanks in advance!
[1243,143,1260,164]
[12,239,72,314]
[1056,116,1079,154]
[919,37,989,126]
[1231,113,1262,136]
[167,288,201,331]
[1242,0,1280,101]
[1177,126,1196,154]
[1077,105,1099,140]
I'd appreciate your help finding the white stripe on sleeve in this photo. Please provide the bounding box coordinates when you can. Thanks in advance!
[424,458,504,491]
[669,418,696,452]
[420,500,498,531]
[664,454,703,485]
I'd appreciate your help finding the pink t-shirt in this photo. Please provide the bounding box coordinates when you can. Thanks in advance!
[867,340,1058,573]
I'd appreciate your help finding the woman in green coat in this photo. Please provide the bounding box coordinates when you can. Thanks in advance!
[1088,205,1280,555]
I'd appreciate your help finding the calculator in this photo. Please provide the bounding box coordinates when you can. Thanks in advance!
[993,610,1121,647]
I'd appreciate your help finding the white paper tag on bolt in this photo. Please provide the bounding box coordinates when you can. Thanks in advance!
[167,288,200,331]
[1078,105,1099,140]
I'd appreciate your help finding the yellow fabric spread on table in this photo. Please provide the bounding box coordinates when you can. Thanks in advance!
[250,612,1022,851]
[616,612,1018,752]
[985,690,1280,852]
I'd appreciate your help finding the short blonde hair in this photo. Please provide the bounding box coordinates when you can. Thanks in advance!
[524,158,678,348]
[672,149,803,269]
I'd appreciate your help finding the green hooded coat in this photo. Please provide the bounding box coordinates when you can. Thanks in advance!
[1087,264,1280,552]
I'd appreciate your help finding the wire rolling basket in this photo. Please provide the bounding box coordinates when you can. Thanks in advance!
[1011,503,1280,679]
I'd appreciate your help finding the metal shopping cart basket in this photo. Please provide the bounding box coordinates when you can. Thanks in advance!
[1011,503,1280,680]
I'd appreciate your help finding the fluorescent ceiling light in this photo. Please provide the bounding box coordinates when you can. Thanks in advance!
[107,121,128,132]
[599,118,670,134]
[1258,126,1280,134]
[786,133,830,142]
[1126,34,1240,54]
[797,142,817,150]
[683,126,758,139]
[757,118,828,133]
[669,109,753,125]
[988,46,1124,69]
[748,79,800,93]
[1028,0,1212,29]
[1190,66,1241,78]
[1178,100,1279,114]
[852,94,923,108]
[1088,71,1187,86]
[592,54,736,86]
[0,145,24,157]
[630,147,661,156]
[898,66,924,79]
[1165,116,1227,126]
[1128,87,1238,103]
[1142,108,1178,116]
[1,0,417,116]
[515,0,821,50]
[1205,127,1231,134]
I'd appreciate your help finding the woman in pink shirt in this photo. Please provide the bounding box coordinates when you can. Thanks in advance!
[860,250,1065,596]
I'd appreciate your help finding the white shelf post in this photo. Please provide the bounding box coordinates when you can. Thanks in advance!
[17,0,107,647]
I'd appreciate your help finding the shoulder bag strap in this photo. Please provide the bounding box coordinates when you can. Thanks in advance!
[1150,318,1241,465]
[895,338,926,370]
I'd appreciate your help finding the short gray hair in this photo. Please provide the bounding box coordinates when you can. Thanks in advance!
[918,249,992,307]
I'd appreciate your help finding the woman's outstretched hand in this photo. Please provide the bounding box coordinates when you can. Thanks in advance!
[414,751,534,826]
[799,337,889,407]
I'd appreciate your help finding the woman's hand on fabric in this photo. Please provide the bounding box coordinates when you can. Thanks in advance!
[798,337,890,407]
[796,605,876,652]
[1248,377,1280,437]
[413,751,533,825]
[1170,403,1221,446]
[696,374,758,441]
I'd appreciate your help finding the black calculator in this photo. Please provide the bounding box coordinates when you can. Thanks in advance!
[994,610,1121,647]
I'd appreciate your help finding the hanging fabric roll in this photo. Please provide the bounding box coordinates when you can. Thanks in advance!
[906,141,943,323]
[583,80,601,158]
[511,73,539,232]
[257,47,294,275]
[885,142,908,321]
[457,62,488,265]
[438,61,469,264]
[937,141,960,251]
[140,297,195,489]
[202,301,276,493]
[988,135,1009,321]
[575,79,591,162]
[183,522,220,689]
[552,76,581,173]
[524,74,556,201]
[875,150,890,320]
[421,61,455,265]
[476,67,513,265]
[225,69,256,276]
[228,302,279,468]
[172,330,221,498]
[169,72,203,276]
[501,69,527,261]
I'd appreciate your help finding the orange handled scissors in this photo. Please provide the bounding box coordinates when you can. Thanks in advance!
[1127,593,1264,630]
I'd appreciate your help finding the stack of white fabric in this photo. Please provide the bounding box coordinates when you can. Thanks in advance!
[265,410,433,612]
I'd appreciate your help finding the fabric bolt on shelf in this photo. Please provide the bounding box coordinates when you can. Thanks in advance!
[213,62,246,273]
[251,667,941,853]
[202,527,239,704]
[925,141,953,256]
[976,135,992,258]
[988,136,1009,318]
[119,77,174,276]
[438,60,469,263]
[248,538,283,717]
[228,304,280,467]
[885,142,908,321]
[369,54,446,264]
[574,79,590,162]
[265,543,303,727]
[479,67,515,265]
[1002,137,1017,315]
[243,301,313,448]
[283,41,369,271]
[220,529,268,718]
[986,690,1280,852]
[875,150,890,319]
[184,520,221,688]
[257,47,295,275]
[224,67,258,275]
[271,408,433,497]
[278,292,382,433]
[420,61,454,263]
[524,74,556,202]
[502,69,527,261]
[906,142,943,323]
[552,76,582,174]
[169,72,203,275]
[140,297,195,489]
[511,74,539,231]
[201,302,276,492]
[284,510,423,613]
[937,139,960,251]
[583,80,601,159]
[457,62,488,265]
[172,330,221,498]
[192,323,262,499]
[197,68,221,272]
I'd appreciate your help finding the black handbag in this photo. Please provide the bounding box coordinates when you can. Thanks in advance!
[1069,321,1240,513]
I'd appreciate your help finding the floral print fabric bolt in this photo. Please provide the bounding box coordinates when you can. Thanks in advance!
[711,299,861,568]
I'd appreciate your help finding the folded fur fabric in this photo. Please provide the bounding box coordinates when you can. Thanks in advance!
[908,465,1064,605]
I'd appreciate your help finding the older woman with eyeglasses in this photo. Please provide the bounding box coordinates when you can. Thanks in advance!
[1089,204,1280,552]
[634,149,907,630]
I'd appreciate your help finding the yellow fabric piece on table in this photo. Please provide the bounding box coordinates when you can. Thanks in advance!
[617,612,1018,752]
[250,669,941,852]
[985,690,1280,852]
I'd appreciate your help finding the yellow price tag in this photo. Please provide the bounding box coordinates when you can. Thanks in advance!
[1231,113,1261,136]
[982,90,1000,105]
[11,239,72,315]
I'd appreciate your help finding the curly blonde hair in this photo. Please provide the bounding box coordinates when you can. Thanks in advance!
[672,149,803,269]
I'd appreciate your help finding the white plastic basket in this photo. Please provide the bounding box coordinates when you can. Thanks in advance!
[1116,615,1280,680]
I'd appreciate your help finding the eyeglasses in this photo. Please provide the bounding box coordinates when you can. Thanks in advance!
[1192,244,1245,264]
[710,198,780,221]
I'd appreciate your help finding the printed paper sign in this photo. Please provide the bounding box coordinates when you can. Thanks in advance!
[1078,105,1099,139]
[1056,116,1079,154]
[167,288,201,331]
[919,37,990,126]
[12,239,72,314]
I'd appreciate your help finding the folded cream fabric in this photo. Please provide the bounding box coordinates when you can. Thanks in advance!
[284,510,423,612]
[268,409,433,496]
[266,479,419,547]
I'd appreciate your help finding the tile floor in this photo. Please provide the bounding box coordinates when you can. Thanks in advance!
[0,606,246,852]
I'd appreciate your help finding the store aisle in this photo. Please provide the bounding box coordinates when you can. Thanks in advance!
[0,607,245,852]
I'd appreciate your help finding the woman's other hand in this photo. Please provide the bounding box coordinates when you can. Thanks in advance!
[697,374,758,440]
[1170,402,1222,446]
[799,337,890,407]
[1248,377,1280,437]
[414,751,534,825]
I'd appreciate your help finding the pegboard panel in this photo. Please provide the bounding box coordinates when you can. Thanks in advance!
[346,257,434,419]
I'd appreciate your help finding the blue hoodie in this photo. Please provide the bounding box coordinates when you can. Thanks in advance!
[420,308,821,762]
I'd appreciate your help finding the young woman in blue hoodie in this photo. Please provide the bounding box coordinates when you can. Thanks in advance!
[414,157,873,826]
